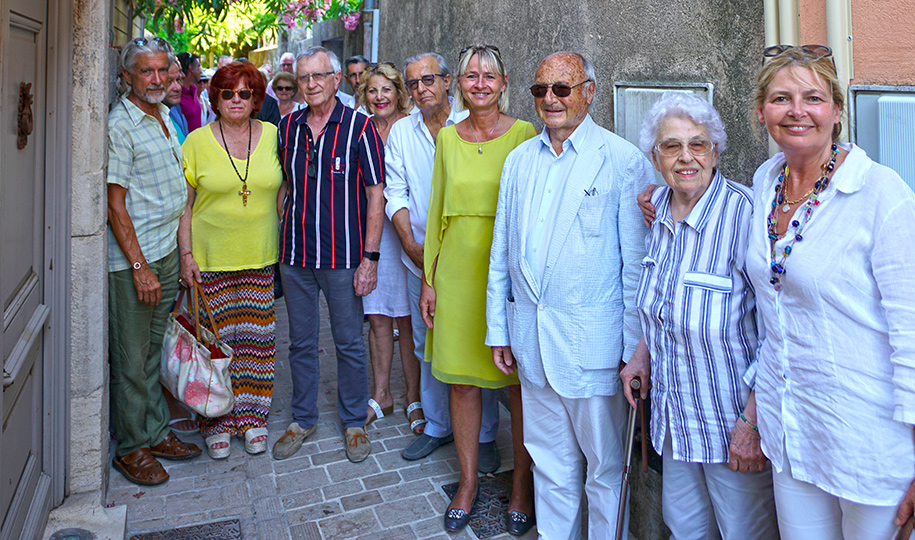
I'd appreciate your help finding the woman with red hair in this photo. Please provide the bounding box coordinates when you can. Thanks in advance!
[178,61,283,459]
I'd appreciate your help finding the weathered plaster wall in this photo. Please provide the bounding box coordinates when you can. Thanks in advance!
[378,0,767,184]
[70,0,111,498]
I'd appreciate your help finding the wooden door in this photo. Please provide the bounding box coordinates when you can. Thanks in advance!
[1,0,53,537]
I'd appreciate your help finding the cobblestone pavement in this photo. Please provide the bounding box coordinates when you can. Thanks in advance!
[108,297,536,540]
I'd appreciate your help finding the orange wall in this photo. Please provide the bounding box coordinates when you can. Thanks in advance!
[799,0,915,85]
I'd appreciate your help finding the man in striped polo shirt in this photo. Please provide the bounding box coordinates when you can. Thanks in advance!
[272,46,385,464]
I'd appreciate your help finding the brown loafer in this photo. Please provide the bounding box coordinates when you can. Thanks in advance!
[149,432,202,461]
[112,448,169,486]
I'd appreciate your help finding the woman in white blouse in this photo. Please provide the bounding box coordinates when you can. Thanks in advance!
[746,45,915,538]
[621,92,777,539]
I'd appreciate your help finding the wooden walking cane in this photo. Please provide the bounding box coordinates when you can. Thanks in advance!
[616,378,642,540]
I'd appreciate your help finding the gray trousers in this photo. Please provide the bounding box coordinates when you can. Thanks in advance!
[280,264,368,429]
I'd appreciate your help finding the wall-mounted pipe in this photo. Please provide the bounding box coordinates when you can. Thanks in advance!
[764,0,779,47]
[777,0,800,45]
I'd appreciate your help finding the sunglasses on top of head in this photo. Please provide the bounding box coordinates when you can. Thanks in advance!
[762,44,833,65]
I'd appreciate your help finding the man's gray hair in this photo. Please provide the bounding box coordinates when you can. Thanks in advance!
[120,36,173,73]
[638,91,728,156]
[297,46,342,74]
[344,55,370,70]
[404,52,451,78]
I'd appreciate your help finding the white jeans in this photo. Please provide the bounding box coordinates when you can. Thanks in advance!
[773,457,900,539]
[661,427,777,540]
[521,382,627,540]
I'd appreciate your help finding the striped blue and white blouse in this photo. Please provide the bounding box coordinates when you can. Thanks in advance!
[636,170,757,464]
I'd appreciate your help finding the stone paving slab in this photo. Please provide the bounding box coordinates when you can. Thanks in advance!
[109,297,533,540]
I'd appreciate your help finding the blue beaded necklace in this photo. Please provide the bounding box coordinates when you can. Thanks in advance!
[767,144,838,291]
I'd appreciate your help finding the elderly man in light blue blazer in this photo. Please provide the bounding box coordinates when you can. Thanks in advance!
[486,52,653,539]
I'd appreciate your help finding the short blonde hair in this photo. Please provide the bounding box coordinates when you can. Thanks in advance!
[357,62,413,115]
[753,48,845,142]
[454,44,509,113]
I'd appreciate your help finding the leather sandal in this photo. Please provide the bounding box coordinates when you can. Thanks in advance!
[112,448,169,486]
[366,398,394,426]
[405,401,426,435]
[149,432,202,461]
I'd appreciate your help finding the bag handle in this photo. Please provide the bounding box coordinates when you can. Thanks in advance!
[193,281,223,342]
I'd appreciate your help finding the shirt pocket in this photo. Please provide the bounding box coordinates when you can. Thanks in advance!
[683,271,733,293]
[578,193,610,237]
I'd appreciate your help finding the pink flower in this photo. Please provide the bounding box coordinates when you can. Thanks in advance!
[343,11,360,30]
[174,18,184,33]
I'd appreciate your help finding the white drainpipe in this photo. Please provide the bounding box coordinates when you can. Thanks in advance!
[826,0,853,140]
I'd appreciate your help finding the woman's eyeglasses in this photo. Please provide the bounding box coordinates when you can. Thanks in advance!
[654,139,715,157]
[460,44,500,57]
[529,80,591,98]
[219,88,253,100]
[762,44,833,64]
[274,85,296,92]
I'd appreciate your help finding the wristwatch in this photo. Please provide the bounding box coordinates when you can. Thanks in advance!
[132,261,144,270]
[363,250,380,261]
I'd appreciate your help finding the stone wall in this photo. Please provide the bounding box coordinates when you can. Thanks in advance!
[69,0,112,498]
[377,0,768,185]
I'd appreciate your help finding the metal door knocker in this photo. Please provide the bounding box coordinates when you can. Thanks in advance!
[18,82,33,150]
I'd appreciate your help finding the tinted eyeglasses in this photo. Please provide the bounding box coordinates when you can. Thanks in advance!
[274,85,296,92]
[529,80,592,98]
[654,139,715,157]
[219,88,253,100]
[307,146,318,179]
[762,44,833,64]
[406,74,445,91]
[131,37,171,52]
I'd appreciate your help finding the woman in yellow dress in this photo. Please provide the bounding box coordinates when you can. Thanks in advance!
[419,44,537,535]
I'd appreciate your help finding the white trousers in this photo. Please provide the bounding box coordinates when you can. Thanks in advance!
[661,428,778,540]
[773,457,900,540]
[521,382,628,540]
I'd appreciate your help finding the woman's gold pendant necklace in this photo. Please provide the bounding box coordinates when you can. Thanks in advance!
[219,119,252,206]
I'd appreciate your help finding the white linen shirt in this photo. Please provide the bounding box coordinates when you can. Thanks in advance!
[637,171,757,464]
[524,123,585,284]
[383,102,468,276]
[746,143,915,505]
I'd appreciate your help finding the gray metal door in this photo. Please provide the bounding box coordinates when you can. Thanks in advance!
[1,0,53,537]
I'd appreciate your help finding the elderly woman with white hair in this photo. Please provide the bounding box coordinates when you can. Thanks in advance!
[620,92,777,539]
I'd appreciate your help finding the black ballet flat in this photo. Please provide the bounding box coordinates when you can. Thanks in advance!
[444,489,479,532]
[506,510,535,536]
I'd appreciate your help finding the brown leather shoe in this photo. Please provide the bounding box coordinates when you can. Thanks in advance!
[112,448,169,486]
[149,431,202,461]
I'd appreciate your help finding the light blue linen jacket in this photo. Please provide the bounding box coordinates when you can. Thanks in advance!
[485,115,653,399]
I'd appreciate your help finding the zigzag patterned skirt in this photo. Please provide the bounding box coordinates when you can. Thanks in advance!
[197,265,275,437]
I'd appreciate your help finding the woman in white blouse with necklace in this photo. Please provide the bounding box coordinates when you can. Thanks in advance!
[746,45,915,538]
[638,47,915,538]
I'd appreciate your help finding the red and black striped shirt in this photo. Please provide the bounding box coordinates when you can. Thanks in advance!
[278,98,385,269]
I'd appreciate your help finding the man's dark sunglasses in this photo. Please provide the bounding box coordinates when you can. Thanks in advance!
[219,88,253,100]
[529,79,592,98]
[406,74,445,91]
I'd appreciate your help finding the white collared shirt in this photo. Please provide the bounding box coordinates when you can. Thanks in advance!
[523,120,589,283]
[637,171,756,464]
[383,101,468,276]
[746,143,915,505]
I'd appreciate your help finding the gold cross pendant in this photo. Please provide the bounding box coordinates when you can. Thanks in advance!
[238,182,251,206]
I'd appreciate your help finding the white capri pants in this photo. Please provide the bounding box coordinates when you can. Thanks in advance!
[661,427,778,540]
[773,457,900,540]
